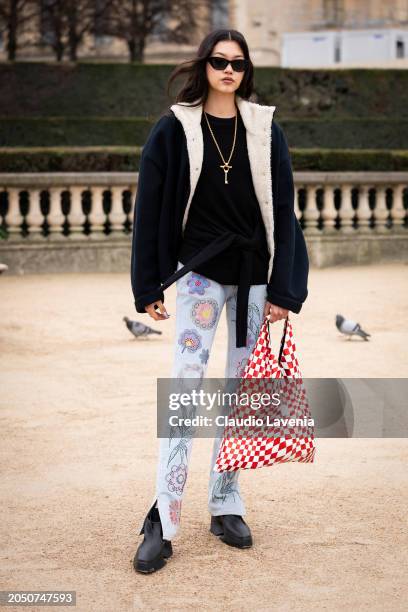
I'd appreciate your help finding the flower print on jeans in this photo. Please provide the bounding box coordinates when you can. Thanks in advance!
[187,272,211,295]
[178,329,202,353]
[191,299,219,330]
[199,348,209,365]
[231,301,262,348]
[177,363,204,380]
[247,303,262,341]
[166,436,190,467]
[169,499,182,525]
[174,364,204,409]
[211,471,240,504]
[246,332,256,349]
[166,463,188,496]
[235,356,249,378]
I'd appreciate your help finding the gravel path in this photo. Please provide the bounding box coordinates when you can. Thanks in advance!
[1,263,407,611]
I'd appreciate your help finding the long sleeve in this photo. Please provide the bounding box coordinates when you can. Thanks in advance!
[267,121,309,312]
[130,145,166,314]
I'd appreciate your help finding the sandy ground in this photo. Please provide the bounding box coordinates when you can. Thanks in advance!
[1,262,407,611]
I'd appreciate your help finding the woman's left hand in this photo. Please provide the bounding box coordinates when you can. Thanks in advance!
[263,301,289,323]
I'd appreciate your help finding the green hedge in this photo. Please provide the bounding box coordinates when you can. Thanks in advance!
[1,117,407,149]
[0,147,141,172]
[1,63,407,172]
[279,119,408,151]
[1,62,408,120]
[0,117,153,147]
[1,147,407,172]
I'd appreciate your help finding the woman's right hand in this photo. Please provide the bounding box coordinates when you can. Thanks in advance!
[145,300,170,321]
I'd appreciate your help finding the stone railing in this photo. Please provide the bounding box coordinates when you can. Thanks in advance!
[0,171,407,272]
[0,173,137,240]
[294,172,407,232]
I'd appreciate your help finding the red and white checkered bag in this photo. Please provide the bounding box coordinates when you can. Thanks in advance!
[214,315,316,472]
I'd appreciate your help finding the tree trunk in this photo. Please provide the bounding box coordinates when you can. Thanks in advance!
[128,39,136,62]
[55,41,64,61]
[52,20,64,62]
[68,37,77,61]
[7,0,18,60]
[128,37,144,62]
[68,5,78,62]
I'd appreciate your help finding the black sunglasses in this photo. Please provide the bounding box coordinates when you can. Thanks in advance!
[207,56,248,72]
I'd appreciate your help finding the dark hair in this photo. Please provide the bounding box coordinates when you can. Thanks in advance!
[166,29,254,107]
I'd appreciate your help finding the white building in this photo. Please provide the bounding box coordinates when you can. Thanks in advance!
[282,28,408,67]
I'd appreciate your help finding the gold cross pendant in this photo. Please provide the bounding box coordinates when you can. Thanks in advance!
[220,162,232,184]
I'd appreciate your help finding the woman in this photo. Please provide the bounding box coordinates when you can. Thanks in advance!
[130,29,309,573]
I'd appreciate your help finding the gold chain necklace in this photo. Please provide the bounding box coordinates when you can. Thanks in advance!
[204,110,238,185]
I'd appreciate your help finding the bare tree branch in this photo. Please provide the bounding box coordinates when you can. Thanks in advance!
[0,0,40,59]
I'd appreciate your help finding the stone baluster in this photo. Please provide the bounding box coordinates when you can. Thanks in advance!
[110,187,125,235]
[5,188,23,240]
[303,185,319,233]
[356,185,372,231]
[88,186,106,236]
[374,186,389,231]
[340,184,354,232]
[68,186,86,237]
[48,187,65,237]
[320,184,337,231]
[390,184,406,229]
[25,189,44,237]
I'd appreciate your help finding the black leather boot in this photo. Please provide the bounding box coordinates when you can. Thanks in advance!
[133,502,173,573]
[210,514,253,548]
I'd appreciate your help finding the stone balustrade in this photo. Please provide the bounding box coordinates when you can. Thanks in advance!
[0,171,406,272]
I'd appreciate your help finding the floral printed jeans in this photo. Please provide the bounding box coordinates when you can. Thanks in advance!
[152,261,268,541]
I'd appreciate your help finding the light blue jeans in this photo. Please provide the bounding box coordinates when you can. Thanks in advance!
[153,261,268,540]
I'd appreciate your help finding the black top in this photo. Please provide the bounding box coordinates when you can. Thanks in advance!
[130,105,309,349]
[177,108,270,284]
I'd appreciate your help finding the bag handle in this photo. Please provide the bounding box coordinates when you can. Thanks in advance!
[265,314,290,365]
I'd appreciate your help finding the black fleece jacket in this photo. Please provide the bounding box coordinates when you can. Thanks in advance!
[130,110,309,316]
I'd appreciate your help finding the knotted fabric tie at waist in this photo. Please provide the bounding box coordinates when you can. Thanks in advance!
[159,222,267,348]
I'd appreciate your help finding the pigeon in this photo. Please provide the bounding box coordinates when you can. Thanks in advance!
[123,316,162,338]
[335,314,370,341]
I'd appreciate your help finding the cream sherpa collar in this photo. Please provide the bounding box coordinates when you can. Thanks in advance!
[170,94,277,279]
